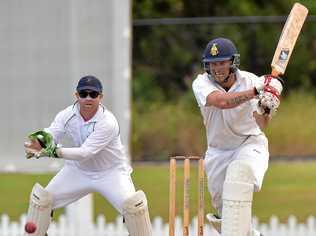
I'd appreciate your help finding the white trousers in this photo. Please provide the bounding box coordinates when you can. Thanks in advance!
[45,163,136,214]
[205,134,269,214]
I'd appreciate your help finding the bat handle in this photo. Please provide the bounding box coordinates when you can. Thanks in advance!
[271,68,281,77]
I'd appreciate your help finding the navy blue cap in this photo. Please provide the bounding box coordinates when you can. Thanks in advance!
[76,75,103,92]
[202,38,238,63]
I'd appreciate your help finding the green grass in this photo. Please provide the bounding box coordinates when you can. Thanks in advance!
[253,162,316,222]
[1,162,316,223]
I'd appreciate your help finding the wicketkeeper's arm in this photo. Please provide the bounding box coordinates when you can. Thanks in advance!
[57,120,118,161]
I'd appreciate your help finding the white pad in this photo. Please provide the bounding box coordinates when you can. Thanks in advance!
[122,190,152,236]
[206,213,221,233]
[24,183,53,236]
[221,161,254,236]
[207,213,262,236]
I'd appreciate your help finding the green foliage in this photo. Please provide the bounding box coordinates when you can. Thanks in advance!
[133,67,165,106]
[133,0,316,99]
[132,91,316,159]
[131,0,316,159]
[265,91,316,155]
[131,91,205,160]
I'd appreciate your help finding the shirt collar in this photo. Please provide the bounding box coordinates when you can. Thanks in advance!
[73,102,105,123]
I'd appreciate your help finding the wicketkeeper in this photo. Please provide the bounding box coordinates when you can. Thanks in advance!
[192,38,283,236]
[24,75,152,236]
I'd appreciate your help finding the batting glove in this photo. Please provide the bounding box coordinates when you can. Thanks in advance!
[256,75,284,115]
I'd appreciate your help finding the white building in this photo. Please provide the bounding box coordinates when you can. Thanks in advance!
[0,0,131,172]
[0,0,131,224]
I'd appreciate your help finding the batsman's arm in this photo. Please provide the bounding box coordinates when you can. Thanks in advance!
[253,111,272,129]
[206,89,257,109]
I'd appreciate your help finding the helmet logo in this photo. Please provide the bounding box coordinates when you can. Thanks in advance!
[210,43,219,56]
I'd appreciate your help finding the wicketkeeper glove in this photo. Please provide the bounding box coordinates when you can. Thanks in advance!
[26,130,60,158]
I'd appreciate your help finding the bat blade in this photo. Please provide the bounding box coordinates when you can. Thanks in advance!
[271,3,308,76]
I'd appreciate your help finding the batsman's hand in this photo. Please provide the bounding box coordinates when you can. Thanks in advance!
[254,74,284,96]
[256,74,284,115]
[24,130,59,159]
[257,92,280,115]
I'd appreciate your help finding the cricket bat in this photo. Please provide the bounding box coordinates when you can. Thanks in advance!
[271,3,308,77]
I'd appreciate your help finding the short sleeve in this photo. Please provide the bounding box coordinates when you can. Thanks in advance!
[192,74,219,107]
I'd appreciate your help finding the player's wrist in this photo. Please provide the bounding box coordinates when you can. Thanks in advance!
[54,146,62,158]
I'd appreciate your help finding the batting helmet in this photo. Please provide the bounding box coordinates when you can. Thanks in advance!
[202,38,240,73]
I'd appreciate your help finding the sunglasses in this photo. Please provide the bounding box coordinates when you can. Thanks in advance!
[78,91,100,99]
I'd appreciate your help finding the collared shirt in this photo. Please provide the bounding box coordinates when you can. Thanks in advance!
[45,103,130,172]
[192,70,263,150]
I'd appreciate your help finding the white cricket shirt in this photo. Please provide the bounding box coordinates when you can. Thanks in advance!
[45,103,130,171]
[192,70,263,150]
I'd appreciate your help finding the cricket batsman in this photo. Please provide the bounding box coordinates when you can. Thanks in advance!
[23,75,152,236]
[192,38,283,236]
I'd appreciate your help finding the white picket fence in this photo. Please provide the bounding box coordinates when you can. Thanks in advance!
[1,214,316,236]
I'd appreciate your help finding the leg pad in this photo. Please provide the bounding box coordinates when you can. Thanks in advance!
[122,190,152,236]
[221,161,255,236]
[24,183,53,236]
